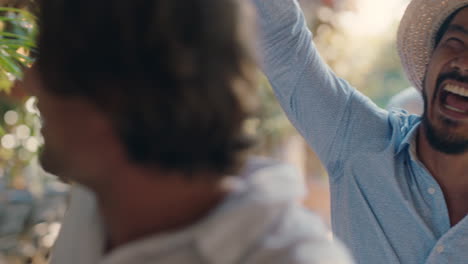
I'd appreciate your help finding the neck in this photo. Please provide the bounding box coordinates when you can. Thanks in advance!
[92,168,228,252]
[417,125,468,225]
[418,125,468,188]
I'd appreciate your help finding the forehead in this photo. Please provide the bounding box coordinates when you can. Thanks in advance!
[451,6,468,27]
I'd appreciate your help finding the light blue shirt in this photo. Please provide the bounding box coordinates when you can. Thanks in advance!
[253,0,468,263]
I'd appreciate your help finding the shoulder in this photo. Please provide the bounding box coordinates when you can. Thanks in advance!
[245,206,354,264]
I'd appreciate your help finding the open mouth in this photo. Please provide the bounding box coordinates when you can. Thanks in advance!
[439,83,468,117]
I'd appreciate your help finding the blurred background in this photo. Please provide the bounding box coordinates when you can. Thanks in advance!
[0,0,414,263]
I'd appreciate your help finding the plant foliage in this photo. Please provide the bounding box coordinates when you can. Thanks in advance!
[0,6,36,92]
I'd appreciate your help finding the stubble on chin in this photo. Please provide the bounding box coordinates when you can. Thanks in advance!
[420,88,468,154]
[422,113,468,155]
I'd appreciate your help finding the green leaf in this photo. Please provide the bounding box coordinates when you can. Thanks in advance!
[0,43,29,50]
[0,7,36,21]
[0,70,13,92]
[0,16,23,23]
[0,39,35,48]
[0,31,31,41]
[0,54,22,76]
[0,124,6,136]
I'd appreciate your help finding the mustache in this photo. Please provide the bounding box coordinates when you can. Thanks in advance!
[436,71,468,89]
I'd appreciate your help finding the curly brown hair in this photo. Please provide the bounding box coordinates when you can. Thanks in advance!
[37,0,258,176]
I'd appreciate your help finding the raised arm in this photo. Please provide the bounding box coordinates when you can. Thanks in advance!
[253,0,387,169]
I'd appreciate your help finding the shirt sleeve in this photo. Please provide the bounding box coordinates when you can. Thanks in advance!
[253,0,389,174]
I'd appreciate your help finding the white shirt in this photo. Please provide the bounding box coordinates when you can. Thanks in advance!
[50,158,353,264]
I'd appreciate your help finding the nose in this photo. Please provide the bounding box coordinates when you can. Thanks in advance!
[450,55,468,74]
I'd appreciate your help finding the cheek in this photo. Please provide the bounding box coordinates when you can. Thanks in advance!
[39,104,79,149]
[424,60,442,98]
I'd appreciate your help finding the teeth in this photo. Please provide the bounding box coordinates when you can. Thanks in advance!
[444,104,467,113]
[444,84,468,97]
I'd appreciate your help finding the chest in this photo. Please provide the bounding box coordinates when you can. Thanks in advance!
[444,192,468,226]
[330,151,468,263]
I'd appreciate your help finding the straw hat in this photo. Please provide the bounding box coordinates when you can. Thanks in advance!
[397,0,468,91]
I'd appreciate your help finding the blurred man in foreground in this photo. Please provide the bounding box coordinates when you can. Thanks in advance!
[253,0,468,262]
[21,0,353,263]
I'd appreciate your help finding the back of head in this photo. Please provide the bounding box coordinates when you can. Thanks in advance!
[37,0,258,177]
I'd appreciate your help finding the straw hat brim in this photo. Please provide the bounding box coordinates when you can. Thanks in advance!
[397,0,468,91]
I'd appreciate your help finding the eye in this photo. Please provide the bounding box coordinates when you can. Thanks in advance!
[444,37,465,51]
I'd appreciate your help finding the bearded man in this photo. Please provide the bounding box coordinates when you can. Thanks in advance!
[253,0,468,263]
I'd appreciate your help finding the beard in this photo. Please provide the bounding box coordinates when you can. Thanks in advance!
[422,115,468,154]
[422,83,468,155]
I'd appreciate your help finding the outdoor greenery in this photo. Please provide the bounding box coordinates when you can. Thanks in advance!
[0,4,39,189]
[0,1,37,161]
[0,6,36,92]
[0,4,65,264]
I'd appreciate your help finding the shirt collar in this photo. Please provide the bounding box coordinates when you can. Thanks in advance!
[196,161,303,264]
[395,116,421,155]
[194,180,288,264]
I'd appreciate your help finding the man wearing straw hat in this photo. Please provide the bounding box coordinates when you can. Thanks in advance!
[253,0,468,263]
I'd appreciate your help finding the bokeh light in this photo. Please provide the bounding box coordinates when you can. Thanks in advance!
[15,125,31,139]
[1,134,17,149]
[4,110,19,125]
[24,137,39,152]
[340,0,408,36]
